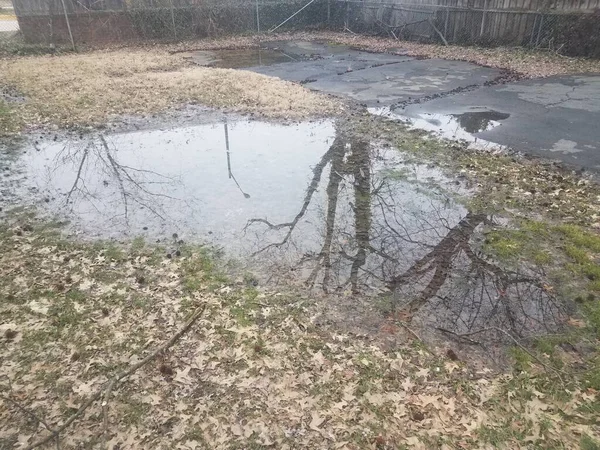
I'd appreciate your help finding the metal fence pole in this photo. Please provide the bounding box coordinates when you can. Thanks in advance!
[255,0,260,33]
[444,6,449,39]
[268,0,316,33]
[535,13,544,47]
[169,0,177,39]
[59,0,75,50]
[529,14,538,46]
[345,0,349,29]
[480,0,487,37]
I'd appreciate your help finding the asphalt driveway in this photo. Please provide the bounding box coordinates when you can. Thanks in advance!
[192,41,600,171]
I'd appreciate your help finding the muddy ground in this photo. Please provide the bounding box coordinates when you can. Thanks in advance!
[1,34,600,449]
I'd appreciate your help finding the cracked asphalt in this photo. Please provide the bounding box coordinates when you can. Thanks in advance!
[193,41,600,171]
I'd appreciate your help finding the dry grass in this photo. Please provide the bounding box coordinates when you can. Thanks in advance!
[0,48,342,129]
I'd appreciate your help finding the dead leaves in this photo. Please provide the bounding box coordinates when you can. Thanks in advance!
[0,218,597,450]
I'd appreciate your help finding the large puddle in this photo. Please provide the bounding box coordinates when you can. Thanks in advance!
[2,117,566,340]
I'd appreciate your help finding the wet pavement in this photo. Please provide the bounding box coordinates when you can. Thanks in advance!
[399,75,600,171]
[191,42,600,171]
[371,107,510,149]
[1,116,567,340]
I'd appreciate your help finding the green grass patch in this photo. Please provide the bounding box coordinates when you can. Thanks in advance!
[477,421,524,447]
[581,434,600,450]
[557,225,600,253]
[0,98,22,135]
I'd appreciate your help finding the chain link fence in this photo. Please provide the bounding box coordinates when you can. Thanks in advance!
[1,0,599,58]
[1,0,333,49]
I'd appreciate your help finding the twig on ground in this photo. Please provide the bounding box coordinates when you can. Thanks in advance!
[23,304,207,450]
[436,327,482,345]
[101,378,117,450]
[1,395,57,436]
[396,320,435,355]
[249,301,270,308]
[0,395,60,450]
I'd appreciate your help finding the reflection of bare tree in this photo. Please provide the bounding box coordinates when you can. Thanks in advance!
[388,212,488,313]
[246,135,347,257]
[247,125,567,337]
[49,134,181,226]
[387,211,565,336]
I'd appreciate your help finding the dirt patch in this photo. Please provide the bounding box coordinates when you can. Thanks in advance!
[0,48,343,131]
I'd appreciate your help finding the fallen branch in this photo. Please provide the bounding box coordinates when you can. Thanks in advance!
[436,327,481,345]
[101,379,117,450]
[23,304,207,450]
[429,19,448,46]
[1,394,60,449]
[2,395,54,432]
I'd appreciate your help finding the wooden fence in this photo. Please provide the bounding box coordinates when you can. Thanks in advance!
[335,0,600,56]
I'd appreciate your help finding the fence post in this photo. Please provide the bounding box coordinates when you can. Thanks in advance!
[529,14,538,46]
[444,6,449,40]
[535,13,544,47]
[169,0,176,39]
[255,0,260,33]
[327,0,331,23]
[345,0,349,29]
[479,0,487,37]
[59,0,75,51]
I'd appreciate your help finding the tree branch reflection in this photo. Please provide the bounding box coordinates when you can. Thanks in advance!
[247,127,567,337]
[45,134,183,228]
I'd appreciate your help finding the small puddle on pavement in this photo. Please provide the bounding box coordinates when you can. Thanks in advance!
[372,108,510,149]
[183,48,300,68]
[449,110,510,133]
[2,117,565,339]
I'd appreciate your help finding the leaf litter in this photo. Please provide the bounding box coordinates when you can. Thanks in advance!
[0,213,597,449]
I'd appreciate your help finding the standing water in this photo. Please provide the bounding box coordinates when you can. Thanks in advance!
[2,117,566,339]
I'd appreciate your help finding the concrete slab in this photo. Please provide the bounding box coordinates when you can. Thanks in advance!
[192,41,600,171]
[306,59,501,106]
[0,19,19,32]
[248,42,503,106]
[398,75,600,170]
[252,42,416,84]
